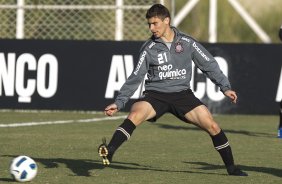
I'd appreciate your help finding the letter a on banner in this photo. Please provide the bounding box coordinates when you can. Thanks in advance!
[105,55,143,99]
[105,55,126,98]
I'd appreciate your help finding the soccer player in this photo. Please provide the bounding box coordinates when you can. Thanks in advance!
[98,4,247,176]
[278,25,282,136]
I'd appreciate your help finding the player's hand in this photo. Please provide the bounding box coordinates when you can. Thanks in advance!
[224,90,237,104]
[104,103,118,116]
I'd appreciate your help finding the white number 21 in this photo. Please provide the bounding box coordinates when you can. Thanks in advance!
[157,53,168,64]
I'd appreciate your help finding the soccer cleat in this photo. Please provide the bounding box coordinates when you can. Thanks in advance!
[98,138,112,166]
[227,165,248,176]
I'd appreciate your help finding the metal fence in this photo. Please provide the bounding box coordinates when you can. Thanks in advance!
[0,0,166,41]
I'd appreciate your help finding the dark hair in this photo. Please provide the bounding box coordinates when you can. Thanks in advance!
[146,4,171,21]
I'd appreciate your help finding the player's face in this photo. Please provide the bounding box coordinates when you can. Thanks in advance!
[147,16,170,38]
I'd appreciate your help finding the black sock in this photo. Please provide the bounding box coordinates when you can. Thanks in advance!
[211,130,234,168]
[108,118,136,154]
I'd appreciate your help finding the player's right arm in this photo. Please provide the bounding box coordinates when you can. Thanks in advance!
[104,43,150,116]
[104,103,118,116]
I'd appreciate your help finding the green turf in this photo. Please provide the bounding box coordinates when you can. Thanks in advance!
[0,110,281,184]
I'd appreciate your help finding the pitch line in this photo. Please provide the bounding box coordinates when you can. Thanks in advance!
[0,115,127,128]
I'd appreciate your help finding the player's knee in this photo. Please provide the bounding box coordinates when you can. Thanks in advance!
[207,122,221,136]
[127,111,144,126]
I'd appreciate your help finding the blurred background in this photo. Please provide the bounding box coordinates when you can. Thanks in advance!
[0,0,281,114]
[0,0,281,43]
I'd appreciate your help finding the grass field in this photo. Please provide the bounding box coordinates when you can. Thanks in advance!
[0,110,281,184]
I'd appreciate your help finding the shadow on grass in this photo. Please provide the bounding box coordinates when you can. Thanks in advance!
[185,161,282,177]
[2,155,222,180]
[156,124,274,138]
[0,178,14,182]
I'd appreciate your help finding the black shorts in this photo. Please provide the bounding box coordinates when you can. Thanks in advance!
[135,89,204,122]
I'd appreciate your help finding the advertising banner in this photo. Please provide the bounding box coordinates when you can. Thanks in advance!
[0,39,281,114]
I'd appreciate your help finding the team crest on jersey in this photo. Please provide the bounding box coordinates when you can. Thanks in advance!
[175,42,183,53]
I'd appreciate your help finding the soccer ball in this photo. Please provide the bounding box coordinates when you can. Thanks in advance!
[10,155,38,182]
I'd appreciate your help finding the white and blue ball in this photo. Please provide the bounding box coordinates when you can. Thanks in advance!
[10,155,38,182]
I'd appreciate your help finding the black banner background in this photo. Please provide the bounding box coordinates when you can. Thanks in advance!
[204,43,281,114]
[0,39,281,114]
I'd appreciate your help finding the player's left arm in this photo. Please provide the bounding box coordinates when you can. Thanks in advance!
[190,41,237,103]
[224,89,237,104]
[191,40,231,93]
